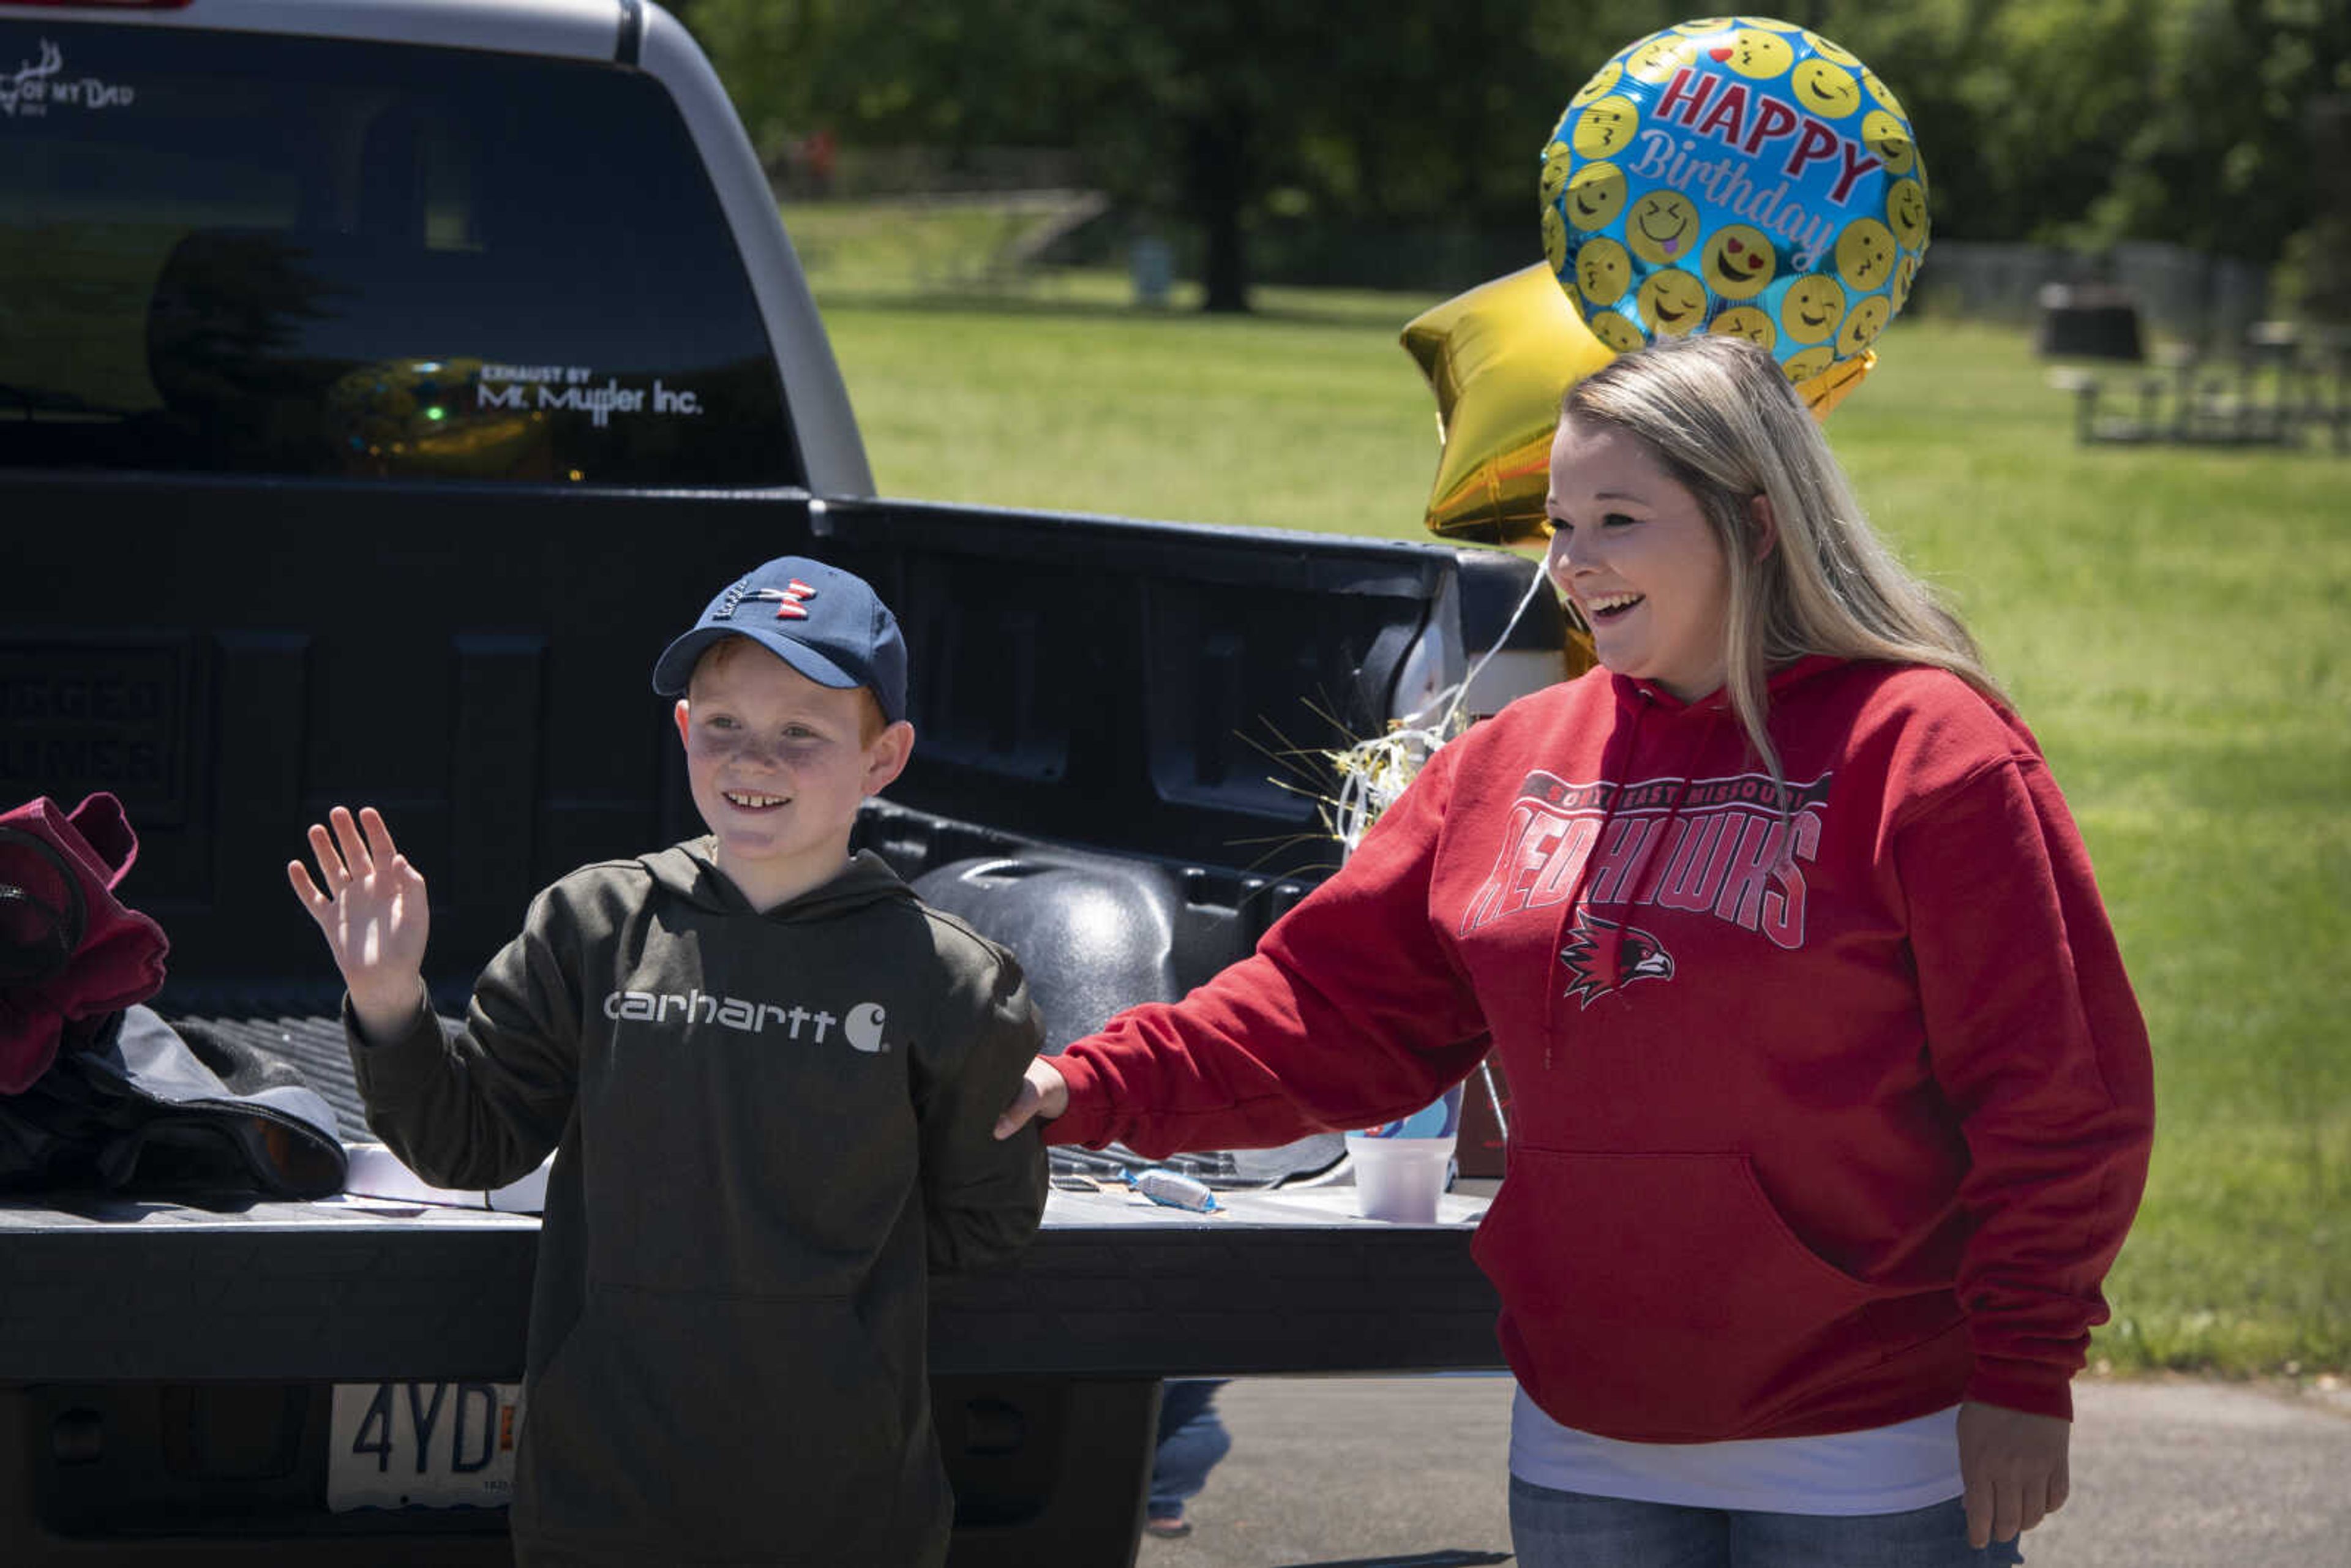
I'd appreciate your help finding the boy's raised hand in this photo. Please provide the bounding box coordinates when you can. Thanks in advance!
[288,805,430,1041]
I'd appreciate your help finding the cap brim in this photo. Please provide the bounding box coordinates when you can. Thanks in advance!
[651,626,867,699]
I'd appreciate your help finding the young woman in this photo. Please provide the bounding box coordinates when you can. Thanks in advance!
[997,334,2154,1567]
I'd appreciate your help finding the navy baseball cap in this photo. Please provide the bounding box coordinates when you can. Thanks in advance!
[651,555,907,723]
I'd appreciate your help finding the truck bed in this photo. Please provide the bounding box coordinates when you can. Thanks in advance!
[0,1002,1498,1566]
[0,1168,1499,1387]
[0,1007,1500,1388]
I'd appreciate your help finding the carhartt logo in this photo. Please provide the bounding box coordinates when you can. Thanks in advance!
[602,988,889,1051]
[715,577,819,621]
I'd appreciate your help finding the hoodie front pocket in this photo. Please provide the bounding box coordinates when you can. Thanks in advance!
[518,1286,910,1553]
[1472,1147,1894,1442]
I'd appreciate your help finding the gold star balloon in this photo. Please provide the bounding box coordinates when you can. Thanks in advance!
[1401,264,1613,546]
[1403,264,1874,543]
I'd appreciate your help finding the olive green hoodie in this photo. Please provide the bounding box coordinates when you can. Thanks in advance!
[348,844,1048,1567]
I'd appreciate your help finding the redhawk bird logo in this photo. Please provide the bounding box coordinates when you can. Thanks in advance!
[1558,912,1675,1007]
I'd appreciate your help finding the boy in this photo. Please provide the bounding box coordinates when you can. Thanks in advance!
[290,555,1048,1567]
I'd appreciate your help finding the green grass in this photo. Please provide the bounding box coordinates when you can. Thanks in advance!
[811,288,1449,538]
[786,197,1078,295]
[812,245,2351,1376]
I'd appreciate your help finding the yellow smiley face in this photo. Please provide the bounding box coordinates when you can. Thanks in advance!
[1540,141,1575,206]
[1780,275,1848,343]
[1701,223,1777,300]
[1891,253,1920,312]
[1671,18,1734,37]
[1637,268,1709,337]
[1573,97,1641,159]
[1625,190,1702,266]
[1783,345,1837,383]
[1721,28,1795,80]
[1835,217,1897,291]
[1624,34,1697,84]
[1863,71,1907,118]
[1861,110,1916,177]
[1791,59,1861,118]
[1802,30,1862,67]
[1577,236,1632,306]
[1587,312,1649,353]
[1565,161,1628,231]
[1887,178,1929,250]
[1837,295,1892,357]
[1734,15,1804,31]
[1571,61,1622,108]
[1543,204,1568,272]
[1710,306,1777,349]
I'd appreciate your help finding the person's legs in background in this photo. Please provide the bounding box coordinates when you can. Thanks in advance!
[1146,1379,1233,1539]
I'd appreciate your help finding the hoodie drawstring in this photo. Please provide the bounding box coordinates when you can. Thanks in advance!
[1538,681,1720,1068]
[1541,686,1648,1065]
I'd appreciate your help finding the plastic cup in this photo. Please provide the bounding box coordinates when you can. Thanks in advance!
[1345,1084,1463,1223]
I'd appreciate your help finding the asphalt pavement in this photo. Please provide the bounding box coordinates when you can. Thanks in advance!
[1136,1372,2351,1568]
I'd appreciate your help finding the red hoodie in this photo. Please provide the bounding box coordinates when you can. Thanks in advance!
[1047,657,2154,1441]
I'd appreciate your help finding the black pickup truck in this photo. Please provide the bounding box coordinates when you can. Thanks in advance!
[0,2,1566,1561]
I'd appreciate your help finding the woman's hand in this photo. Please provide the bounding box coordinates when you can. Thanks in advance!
[1957,1400,2070,1548]
[992,1056,1069,1139]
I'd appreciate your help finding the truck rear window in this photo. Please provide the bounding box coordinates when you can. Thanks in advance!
[0,22,801,486]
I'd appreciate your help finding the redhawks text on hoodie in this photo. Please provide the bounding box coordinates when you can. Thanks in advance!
[1048,658,2154,1442]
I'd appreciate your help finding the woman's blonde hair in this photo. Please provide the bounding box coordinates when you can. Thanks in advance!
[1560,334,2003,787]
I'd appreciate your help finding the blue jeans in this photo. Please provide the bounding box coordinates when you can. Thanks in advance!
[1147,1379,1233,1521]
[1509,1476,2026,1567]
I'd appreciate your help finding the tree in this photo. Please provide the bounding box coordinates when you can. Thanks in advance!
[2101,0,2350,269]
[691,0,1621,312]
[1807,0,2346,273]
[686,0,2342,312]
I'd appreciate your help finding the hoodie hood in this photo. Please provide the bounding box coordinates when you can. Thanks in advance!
[640,842,917,922]
[1613,651,1852,716]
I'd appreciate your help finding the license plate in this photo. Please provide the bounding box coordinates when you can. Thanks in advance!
[327,1381,525,1512]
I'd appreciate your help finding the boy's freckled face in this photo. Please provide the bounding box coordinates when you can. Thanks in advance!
[675,648,901,904]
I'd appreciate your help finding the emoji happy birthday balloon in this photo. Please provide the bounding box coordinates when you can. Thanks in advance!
[1542,17,1927,386]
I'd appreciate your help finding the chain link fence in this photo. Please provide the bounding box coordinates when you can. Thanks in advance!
[1914,239,2274,354]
